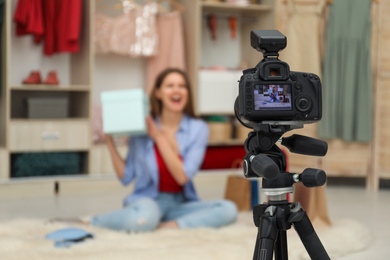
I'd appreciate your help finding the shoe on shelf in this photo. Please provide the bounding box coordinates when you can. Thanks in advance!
[44,70,59,85]
[22,70,42,84]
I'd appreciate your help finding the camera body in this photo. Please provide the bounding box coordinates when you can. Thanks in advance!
[236,30,322,127]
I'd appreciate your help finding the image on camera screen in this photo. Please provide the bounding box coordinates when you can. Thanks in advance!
[254,84,292,111]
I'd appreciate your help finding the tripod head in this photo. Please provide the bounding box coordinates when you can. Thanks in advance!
[242,121,328,197]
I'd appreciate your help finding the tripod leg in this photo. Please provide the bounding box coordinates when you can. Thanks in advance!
[289,203,330,260]
[253,233,261,260]
[253,206,278,260]
[274,230,288,260]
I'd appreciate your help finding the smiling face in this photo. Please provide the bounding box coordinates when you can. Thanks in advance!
[154,72,189,115]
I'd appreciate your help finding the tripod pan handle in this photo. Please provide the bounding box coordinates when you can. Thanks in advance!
[250,154,279,180]
[300,168,327,187]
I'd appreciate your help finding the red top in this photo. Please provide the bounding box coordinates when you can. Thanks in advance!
[54,0,82,54]
[154,144,183,193]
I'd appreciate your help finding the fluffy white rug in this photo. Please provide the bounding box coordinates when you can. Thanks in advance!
[0,212,372,260]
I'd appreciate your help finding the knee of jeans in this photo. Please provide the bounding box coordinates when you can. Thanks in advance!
[123,198,161,232]
[217,200,238,224]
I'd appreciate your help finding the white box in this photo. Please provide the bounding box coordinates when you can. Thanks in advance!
[197,70,241,114]
[101,89,149,136]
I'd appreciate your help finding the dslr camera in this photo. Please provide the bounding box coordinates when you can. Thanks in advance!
[235,31,330,260]
[235,30,322,129]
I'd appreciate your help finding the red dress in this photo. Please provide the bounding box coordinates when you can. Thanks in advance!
[54,0,82,54]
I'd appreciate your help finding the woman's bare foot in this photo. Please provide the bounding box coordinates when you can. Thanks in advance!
[157,220,179,229]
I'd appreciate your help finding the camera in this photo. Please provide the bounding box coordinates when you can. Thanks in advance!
[235,30,322,128]
[235,31,330,260]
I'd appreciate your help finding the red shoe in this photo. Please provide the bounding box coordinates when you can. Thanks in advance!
[22,71,42,84]
[44,71,59,85]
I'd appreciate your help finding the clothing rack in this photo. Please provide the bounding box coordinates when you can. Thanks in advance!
[282,0,332,4]
[96,0,185,13]
[157,0,185,12]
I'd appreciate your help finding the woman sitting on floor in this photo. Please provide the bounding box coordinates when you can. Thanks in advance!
[91,68,238,232]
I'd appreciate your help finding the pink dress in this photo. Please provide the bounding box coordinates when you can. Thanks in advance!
[146,11,186,95]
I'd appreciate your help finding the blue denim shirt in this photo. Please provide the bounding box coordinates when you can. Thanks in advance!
[120,114,209,206]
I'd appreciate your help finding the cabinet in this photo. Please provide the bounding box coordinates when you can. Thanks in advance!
[0,0,93,180]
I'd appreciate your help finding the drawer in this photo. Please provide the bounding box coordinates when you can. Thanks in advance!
[9,120,90,152]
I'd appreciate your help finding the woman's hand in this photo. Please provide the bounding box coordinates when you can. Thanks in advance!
[146,116,162,141]
[146,116,180,155]
[104,134,113,145]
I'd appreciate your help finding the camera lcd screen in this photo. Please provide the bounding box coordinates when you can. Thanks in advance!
[254,84,292,111]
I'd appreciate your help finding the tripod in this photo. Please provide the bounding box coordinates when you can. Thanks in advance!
[242,122,330,260]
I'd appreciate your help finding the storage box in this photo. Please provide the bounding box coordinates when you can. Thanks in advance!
[27,97,69,119]
[101,89,149,136]
[197,70,242,114]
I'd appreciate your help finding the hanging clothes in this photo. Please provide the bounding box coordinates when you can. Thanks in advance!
[318,0,373,142]
[13,0,82,56]
[277,0,327,141]
[95,12,114,54]
[146,11,186,95]
[14,0,44,42]
[53,0,82,54]
[279,0,326,78]
[94,2,158,57]
[41,0,56,55]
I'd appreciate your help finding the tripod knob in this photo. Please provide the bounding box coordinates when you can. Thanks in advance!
[244,153,279,180]
[300,168,327,187]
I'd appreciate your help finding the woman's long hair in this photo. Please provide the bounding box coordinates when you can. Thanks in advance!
[150,68,196,118]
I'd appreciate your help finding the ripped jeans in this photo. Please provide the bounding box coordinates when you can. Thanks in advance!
[90,192,238,232]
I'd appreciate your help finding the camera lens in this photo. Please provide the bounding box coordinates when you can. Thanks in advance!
[296,96,312,112]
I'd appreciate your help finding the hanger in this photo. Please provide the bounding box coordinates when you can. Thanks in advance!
[157,0,186,13]
[323,0,379,4]
[96,0,140,11]
[140,0,169,13]
[282,0,333,4]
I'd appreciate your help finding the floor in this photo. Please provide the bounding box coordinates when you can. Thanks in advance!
[0,173,389,259]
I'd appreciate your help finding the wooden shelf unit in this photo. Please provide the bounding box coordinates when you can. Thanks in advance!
[177,0,275,145]
[0,0,94,180]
